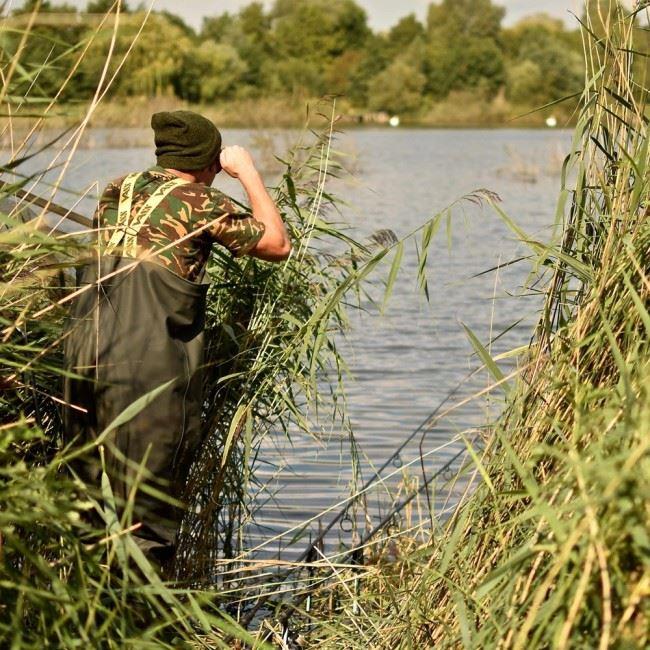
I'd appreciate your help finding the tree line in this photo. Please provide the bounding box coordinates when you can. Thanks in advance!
[5,0,645,118]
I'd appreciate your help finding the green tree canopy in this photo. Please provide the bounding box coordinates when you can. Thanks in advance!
[424,0,506,99]
[502,14,583,104]
[271,0,371,61]
[367,56,426,114]
[5,0,590,117]
[427,0,505,40]
[16,0,77,13]
[174,41,246,102]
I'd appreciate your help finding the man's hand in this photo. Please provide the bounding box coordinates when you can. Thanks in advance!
[219,145,258,181]
[219,145,291,261]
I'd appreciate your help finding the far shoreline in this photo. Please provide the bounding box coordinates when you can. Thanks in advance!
[0,123,574,153]
[3,95,578,134]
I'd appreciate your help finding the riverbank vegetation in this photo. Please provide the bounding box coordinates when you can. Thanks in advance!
[1,1,648,648]
[0,2,392,644]
[292,4,649,648]
[5,0,645,127]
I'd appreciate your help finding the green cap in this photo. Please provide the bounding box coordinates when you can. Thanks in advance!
[151,110,222,171]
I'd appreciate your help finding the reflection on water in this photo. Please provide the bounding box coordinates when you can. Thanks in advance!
[17,127,570,559]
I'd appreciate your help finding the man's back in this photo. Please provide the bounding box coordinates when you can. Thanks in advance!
[96,166,265,282]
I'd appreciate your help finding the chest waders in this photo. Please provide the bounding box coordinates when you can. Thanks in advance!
[63,173,209,550]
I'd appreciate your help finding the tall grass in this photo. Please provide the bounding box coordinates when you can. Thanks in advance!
[0,4,394,646]
[3,2,647,648]
[301,4,650,648]
[172,112,397,583]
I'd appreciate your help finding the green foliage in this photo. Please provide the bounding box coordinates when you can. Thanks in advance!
[92,13,193,97]
[4,5,87,101]
[425,0,506,99]
[0,5,397,643]
[272,0,370,60]
[367,56,426,114]
[304,7,650,648]
[426,0,506,40]
[174,41,247,102]
[16,0,76,13]
[86,0,129,12]
[386,14,425,57]
[506,59,544,105]
[503,16,584,105]
[6,0,590,116]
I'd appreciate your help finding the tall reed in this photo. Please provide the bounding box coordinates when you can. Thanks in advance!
[305,3,649,648]
[0,4,386,646]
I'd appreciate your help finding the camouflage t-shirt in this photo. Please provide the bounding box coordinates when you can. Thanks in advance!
[94,166,265,282]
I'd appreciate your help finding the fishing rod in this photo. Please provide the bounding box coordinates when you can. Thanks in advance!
[240,377,469,628]
[0,180,94,230]
[274,444,469,634]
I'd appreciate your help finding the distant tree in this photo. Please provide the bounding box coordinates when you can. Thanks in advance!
[506,59,543,105]
[501,13,566,57]
[201,4,274,94]
[324,49,365,97]
[519,38,582,101]
[7,0,591,113]
[264,57,323,96]
[238,2,270,40]
[201,13,236,43]
[271,0,371,61]
[233,3,274,90]
[16,0,49,11]
[174,41,247,102]
[506,13,583,50]
[387,13,425,55]
[16,0,77,12]
[156,11,194,37]
[343,32,391,106]
[77,12,192,97]
[426,36,505,98]
[8,0,84,100]
[424,0,505,98]
[367,56,426,114]
[503,15,583,105]
[427,0,505,40]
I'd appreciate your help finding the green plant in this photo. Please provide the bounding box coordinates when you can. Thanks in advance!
[304,4,649,648]
[0,6,387,646]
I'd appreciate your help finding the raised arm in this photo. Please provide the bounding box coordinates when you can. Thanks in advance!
[219,146,292,261]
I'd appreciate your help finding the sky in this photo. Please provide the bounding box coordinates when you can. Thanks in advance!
[37,0,586,31]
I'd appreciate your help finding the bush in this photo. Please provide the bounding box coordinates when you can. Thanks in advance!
[174,41,247,102]
[367,57,426,115]
[506,59,544,104]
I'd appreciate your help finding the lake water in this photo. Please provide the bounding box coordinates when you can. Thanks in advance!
[13,127,571,562]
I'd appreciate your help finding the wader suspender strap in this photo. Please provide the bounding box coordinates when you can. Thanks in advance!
[104,172,140,255]
[103,173,189,257]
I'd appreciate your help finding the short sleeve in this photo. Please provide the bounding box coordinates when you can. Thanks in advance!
[211,212,266,257]
[205,195,265,257]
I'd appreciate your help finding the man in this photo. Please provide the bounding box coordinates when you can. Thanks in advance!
[63,110,291,563]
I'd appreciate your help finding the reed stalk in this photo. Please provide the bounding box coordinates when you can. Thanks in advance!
[0,5,382,646]
[304,4,650,648]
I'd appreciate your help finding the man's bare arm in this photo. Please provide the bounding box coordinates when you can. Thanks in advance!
[219,146,292,261]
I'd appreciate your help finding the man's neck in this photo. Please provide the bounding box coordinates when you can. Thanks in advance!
[164,168,198,183]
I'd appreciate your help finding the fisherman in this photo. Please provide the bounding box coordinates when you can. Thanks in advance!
[63,110,291,564]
